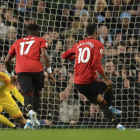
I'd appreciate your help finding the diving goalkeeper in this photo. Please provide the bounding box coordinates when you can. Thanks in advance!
[0,71,33,129]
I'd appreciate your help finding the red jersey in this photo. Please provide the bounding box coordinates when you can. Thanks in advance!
[62,38,104,85]
[8,35,48,73]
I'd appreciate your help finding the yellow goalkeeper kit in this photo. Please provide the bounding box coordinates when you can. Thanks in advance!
[0,71,24,118]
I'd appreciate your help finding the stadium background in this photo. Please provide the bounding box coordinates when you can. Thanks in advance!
[0,0,140,129]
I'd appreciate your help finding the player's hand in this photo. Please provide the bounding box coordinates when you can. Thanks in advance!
[11,75,18,86]
[48,73,55,85]
[104,79,113,86]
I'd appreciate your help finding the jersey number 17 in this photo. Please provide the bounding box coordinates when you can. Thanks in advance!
[20,41,35,55]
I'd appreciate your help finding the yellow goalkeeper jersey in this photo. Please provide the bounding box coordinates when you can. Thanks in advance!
[0,71,24,105]
[0,71,14,100]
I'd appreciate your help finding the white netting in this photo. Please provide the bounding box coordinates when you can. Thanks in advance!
[0,0,140,129]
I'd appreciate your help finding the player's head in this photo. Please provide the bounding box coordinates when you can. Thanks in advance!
[27,23,39,37]
[86,24,97,38]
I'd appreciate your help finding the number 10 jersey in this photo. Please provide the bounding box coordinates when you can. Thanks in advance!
[62,38,104,85]
[8,35,48,73]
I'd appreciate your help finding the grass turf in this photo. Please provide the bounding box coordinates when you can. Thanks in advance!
[0,129,140,140]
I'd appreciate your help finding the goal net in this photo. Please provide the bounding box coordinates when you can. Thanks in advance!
[0,0,140,129]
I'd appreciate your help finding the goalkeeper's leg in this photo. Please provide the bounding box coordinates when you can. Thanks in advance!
[14,115,34,130]
[0,114,15,128]
[96,94,125,130]
[15,115,27,125]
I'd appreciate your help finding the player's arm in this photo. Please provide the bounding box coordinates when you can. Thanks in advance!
[1,72,24,106]
[40,47,55,85]
[11,87,24,106]
[1,72,24,105]
[4,54,14,76]
[41,47,50,68]
[64,54,76,60]
[5,44,17,85]
[0,72,16,93]
[5,54,17,85]
[62,45,76,60]
[93,42,112,86]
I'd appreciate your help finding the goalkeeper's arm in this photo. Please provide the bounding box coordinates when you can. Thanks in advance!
[2,72,24,106]
[11,87,24,106]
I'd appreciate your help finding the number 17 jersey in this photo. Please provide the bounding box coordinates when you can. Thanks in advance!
[62,38,104,85]
[8,35,48,73]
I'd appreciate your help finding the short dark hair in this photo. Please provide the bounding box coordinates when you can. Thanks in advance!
[27,24,39,33]
[86,24,97,36]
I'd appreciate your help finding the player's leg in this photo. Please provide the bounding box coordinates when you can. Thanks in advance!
[17,72,34,112]
[33,93,40,112]
[94,81,125,129]
[14,115,26,125]
[31,72,44,112]
[0,114,16,128]
[23,91,39,128]
[25,72,44,128]
[24,92,34,111]
[17,72,39,128]
[104,85,122,115]
[104,84,113,107]
[29,72,44,128]
[75,81,125,130]
[96,79,122,115]
[2,96,33,129]
[0,104,16,128]
[96,94,125,130]
[14,115,34,129]
[28,92,40,128]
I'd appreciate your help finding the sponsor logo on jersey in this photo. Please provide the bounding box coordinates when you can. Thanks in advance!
[100,49,103,54]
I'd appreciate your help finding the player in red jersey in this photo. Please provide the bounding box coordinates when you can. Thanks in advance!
[62,24,125,130]
[5,24,55,129]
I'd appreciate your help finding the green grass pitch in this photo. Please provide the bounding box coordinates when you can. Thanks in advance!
[0,129,140,140]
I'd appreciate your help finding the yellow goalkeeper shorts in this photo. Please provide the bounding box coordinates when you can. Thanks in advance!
[0,96,22,119]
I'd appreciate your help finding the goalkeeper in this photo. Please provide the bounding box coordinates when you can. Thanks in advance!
[0,71,33,129]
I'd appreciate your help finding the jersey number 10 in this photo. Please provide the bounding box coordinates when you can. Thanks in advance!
[78,47,90,63]
[20,41,35,55]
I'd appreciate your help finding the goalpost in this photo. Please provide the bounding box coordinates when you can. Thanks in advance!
[0,0,139,129]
